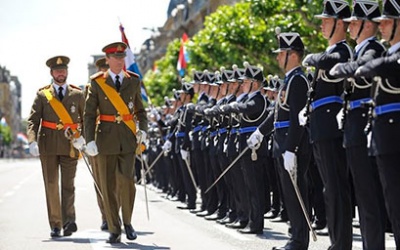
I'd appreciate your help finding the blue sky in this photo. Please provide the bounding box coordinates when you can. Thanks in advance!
[0,0,169,118]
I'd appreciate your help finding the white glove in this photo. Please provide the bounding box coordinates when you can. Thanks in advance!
[85,141,99,156]
[336,108,344,130]
[282,151,296,173]
[136,130,147,143]
[151,108,161,121]
[72,136,85,150]
[246,128,264,149]
[180,149,189,161]
[29,141,40,157]
[162,140,172,152]
[298,106,307,126]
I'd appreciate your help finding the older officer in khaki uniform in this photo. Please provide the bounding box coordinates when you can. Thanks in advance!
[27,55,85,238]
[84,42,148,243]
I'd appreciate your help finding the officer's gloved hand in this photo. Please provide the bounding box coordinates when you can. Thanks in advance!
[162,140,172,152]
[29,141,40,157]
[85,141,99,156]
[302,53,323,67]
[330,50,377,78]
[298,106,307,126]
[282,151,296,173]
[204,108,212,116]
[336,108,344,130]
[247,128,263,149]
[355,53,400,78]
[220,104,231,114]
[136,130,147,143]
[180,149,189,161]
[72,136,86,150]
[151,108,161,121]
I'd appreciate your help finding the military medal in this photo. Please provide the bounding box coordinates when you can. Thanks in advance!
[70,104,76,113]
[128,101,134,109]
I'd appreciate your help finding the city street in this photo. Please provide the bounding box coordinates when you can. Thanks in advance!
[0,158,396,250]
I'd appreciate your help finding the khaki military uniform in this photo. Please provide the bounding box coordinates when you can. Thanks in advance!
[27,84,85,230]
[84,70,148,234]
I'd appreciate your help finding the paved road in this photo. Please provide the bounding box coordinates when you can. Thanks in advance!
[0,158,396,249]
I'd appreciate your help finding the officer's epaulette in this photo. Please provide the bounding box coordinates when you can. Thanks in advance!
[90,71,106,80]
[69,84,82,90]
[126,70,140,78]
[38,84,52,91]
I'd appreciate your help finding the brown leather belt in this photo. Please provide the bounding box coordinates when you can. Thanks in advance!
[99,114,133,123]
[41,120,78,130]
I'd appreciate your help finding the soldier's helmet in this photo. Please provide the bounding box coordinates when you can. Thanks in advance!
[219,67,234,84]
[181,79,194,97]
[202,70,216,85]
[190,70,204,84]
[344,0,381,22]
[373,0,400,21]
[273,31,304,53]
[315,0,351,19]
[240,62,264,83]
[228,64,245,83]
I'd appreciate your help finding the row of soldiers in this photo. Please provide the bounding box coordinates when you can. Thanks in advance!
[143,0,400,249]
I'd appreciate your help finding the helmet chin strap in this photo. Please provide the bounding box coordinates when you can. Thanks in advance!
[329,18,338,40]
[389,19,398,43]
[355,20,365,42]
[284,51,290,72]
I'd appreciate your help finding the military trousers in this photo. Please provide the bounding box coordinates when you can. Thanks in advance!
[40,154,77,229]
[97,152,136,234]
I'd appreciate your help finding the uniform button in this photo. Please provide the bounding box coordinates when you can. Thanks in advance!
[105,97,108,100]
[99,129,102,132]
[362,113,366,117]
[389,119,394,123]
[326,109,330,113]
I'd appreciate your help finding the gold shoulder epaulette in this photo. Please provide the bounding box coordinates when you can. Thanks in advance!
[90,71,105,80]
[38,84,52,91]
[69,84,82,90]
[126,70,140,78]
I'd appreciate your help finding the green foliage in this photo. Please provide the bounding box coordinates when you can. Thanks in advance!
[143,0,329,106]
[0,125,12,146]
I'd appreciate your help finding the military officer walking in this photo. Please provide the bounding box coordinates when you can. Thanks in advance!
[27,55,85,238]
[84,42,148,243]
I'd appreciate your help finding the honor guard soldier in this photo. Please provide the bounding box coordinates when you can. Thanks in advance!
[27,56,85,238]
[225,62,268,234]
[354,0,400,247]
[301,1,353,249]
[249,31,312,250]
[84,42,148,243]
[329,1,387,249]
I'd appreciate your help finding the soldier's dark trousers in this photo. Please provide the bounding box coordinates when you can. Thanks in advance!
[376,153,400,248]
[177,153,196,207]
[308,157,326,227]
[192,148,207,210]
[277,153,311,248]
[347,146,386,250]
[313,138,352,250]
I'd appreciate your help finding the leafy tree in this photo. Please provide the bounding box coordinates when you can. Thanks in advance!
[0,124,12,146]
[143,0,327,106]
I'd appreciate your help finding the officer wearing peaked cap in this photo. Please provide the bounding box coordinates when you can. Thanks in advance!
[95,57,109,71]
[27,55,85,238]
[354,0,400,247]
[84,41,148,243]
[248,31,312,249]
[329,1,387,249]
[302,1,354,249]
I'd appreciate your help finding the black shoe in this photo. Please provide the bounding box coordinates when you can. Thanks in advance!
[312,221,326,230]
[50,228,61,238]
[177,205,196,210]
[315,227,329,236]
[265,209,280,219]
[100,221,108,231]
[238,226,263,235]
[63,222,77,236]
[196,210,212,217]
[124,224,137,240]
[190,208,203,214]
[226,220,248,229]
[107,233,121,243]
[272,241,307,250]
[205,211,225,221]
[270,215,288,223]
[217,215,235,225]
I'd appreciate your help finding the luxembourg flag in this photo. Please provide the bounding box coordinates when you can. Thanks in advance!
[119,23,148,103]
[177,33,189,77]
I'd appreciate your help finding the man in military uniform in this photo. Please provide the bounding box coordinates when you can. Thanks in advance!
[301,1,353,249]
[249,31,312,250]
[329,1,387,248]
[84,42,148,243]
[27,55,85,238]
[354,0,400,247]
